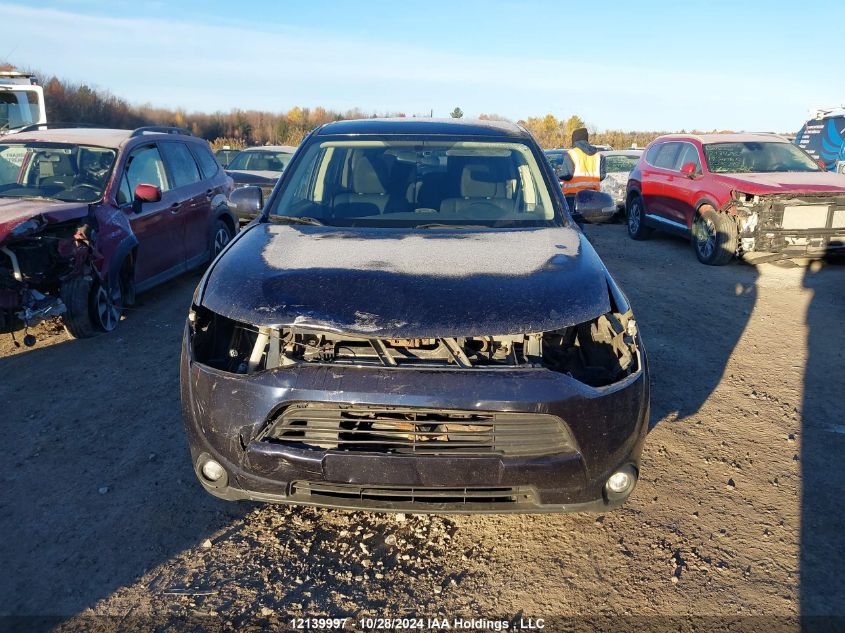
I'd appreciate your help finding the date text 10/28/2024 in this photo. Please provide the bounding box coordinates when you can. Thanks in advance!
[290,618,546,630]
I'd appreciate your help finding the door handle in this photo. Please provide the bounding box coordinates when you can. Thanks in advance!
[170,202,181,214]
[205,189,214,200]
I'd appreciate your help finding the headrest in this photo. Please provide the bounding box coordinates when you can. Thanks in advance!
[461,164,499,198]
[351,153,386,194]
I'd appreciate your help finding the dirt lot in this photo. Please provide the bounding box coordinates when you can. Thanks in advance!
[2,224,844,631]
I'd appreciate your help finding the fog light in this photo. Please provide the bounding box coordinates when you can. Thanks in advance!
[607,471,631,493]
[201,459,225,482]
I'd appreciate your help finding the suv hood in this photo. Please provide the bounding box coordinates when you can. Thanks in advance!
[226,170,282,182]
[0,198,89,244]
[200,224,612,338]
[716,171,845,195]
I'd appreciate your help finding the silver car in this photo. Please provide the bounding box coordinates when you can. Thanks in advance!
[599,149,642,210]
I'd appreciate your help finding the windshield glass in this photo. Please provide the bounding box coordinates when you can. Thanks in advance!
[0,142,117,202]
[268,139,559,228]
[703,142,820,173]
[227,150,292,172]
[605,155,640,172]
[0,90,39,132]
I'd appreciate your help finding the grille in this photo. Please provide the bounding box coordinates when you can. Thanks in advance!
[261,404,575,457]
[290,481,533,505]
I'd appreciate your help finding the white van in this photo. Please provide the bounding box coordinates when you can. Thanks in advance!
[0,71,47,135]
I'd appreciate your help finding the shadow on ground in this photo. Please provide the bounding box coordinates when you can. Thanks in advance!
[0,272,249,617]
[800,256,845,626]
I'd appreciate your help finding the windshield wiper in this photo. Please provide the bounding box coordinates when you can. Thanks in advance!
[272,215,325,226]
[415,223,488,229]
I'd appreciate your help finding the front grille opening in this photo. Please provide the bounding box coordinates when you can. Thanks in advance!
[260,404,576,456]
[191,311,640,388]
[290,481,533,505]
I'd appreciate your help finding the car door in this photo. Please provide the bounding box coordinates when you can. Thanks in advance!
[158,141,209,268]
[662,142,703,227]
[118,144,183,286]
[643,142,682,221]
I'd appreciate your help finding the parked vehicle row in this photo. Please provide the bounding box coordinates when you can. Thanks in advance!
[7,114,844,518]
[0,125,235,339]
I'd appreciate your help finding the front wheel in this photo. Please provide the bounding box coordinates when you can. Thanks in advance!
[692,207,737,266]
[626,195,652,240]
[212,220,234,258]
[61,275,123,338]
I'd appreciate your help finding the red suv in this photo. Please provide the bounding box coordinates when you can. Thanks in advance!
[0,125,235,341]
[625,133,845,265]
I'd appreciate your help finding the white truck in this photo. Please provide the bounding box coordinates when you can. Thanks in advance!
[0,71,47,135]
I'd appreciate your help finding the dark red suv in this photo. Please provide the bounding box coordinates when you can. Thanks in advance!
[0,125,236,340]
[625,133,845,265]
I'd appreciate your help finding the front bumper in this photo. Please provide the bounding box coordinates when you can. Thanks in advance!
[735,193,845,256]
[180,326,650,514]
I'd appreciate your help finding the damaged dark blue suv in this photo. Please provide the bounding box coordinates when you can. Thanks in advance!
[180,118,649,513]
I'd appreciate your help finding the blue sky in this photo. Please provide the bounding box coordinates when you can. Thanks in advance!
[1,0,842,132]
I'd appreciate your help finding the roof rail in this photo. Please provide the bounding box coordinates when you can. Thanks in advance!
[130,126,193,138]
[12,122,99,133]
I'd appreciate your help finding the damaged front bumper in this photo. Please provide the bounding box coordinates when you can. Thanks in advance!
[180,320,651,514]
[733,191,845,257]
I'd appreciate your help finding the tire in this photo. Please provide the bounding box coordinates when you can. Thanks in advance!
[626,194,652,240]
[61,275,123,338]
[212,219,233,258]
[692,207,738,266]
[61,276,98,338]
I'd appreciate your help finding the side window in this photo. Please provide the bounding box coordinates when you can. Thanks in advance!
[191,143,220,179]
[675,143,702,171]
[124,145,170,202]
[652,142,681,170]
[645,144,662,166]
[159,142,201,189]
[117,172,132,205]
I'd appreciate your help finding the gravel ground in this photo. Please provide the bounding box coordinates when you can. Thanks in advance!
[2,223,844,632]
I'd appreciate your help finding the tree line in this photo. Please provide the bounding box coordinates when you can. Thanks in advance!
[3,63,731,150]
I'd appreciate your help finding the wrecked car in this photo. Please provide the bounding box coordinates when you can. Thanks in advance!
[600,149,642,211]
[626,133,845,265]
[181,118,649,513]
[0,125,235,340]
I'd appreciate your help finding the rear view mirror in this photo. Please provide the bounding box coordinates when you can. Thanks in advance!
[230,186,264,217]
[134,183,162,203]
[680,162,698,178]
[574,190,616,223]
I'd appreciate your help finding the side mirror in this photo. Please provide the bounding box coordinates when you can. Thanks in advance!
[680,162,698,178]
[574,189,616,223]
[134,183,162,203]
[229,186,264,217]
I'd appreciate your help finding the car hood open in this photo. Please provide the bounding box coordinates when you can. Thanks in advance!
[200,224,613,338]
[0,198,89,244]
[716,171,845,195]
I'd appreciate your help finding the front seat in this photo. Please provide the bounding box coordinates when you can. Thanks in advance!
[332,152,389,218]
[440,162,513,216]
